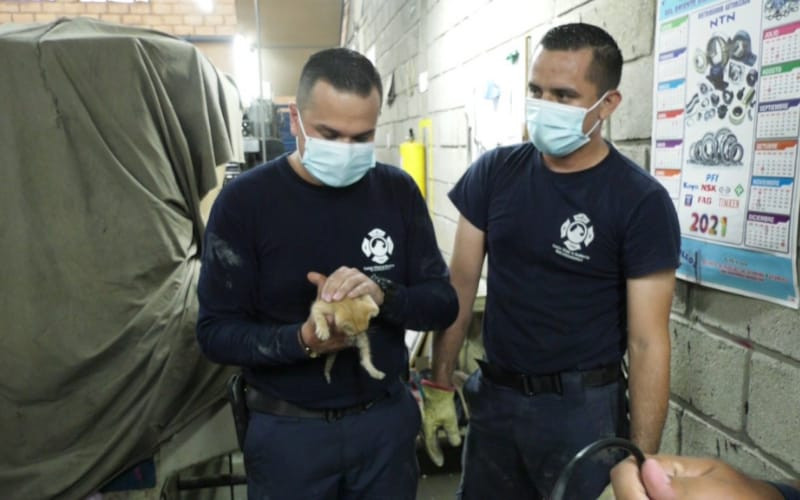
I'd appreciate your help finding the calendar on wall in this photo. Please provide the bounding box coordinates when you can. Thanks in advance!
[652,0,800,308]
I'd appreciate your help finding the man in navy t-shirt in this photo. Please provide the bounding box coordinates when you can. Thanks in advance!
[196,48,457,499]
[423,23,681,499]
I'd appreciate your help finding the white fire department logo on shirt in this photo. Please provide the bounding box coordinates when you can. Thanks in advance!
[553,213,593,262]
[560,213,594,251]
[362,228,394,264]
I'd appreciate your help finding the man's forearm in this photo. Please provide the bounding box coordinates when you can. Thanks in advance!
[628,333,671,454]
[432,321,470,386]
[431,280,478,387]
[432,215,486,387]
[196,314,307,367]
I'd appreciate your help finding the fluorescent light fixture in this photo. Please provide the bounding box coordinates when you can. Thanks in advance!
[195,0,213,13]
[233,34,261,107]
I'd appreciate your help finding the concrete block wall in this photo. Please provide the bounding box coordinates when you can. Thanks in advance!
[344,0,800,483]
[668,286,800,480]
[0,0,237,38]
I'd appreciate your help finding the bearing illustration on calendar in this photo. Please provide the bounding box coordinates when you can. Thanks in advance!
[653,0,800,308]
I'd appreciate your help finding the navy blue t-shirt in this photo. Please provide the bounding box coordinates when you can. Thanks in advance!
[197,155,457,408]
[449,143,680,374]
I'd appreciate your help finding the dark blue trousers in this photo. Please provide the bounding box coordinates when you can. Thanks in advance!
[458,369,628,500]
[243,383,421,500]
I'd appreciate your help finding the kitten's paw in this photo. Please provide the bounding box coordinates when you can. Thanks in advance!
[315,324,330,341]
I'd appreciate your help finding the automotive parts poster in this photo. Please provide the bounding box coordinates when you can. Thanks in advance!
[652,0,800,308]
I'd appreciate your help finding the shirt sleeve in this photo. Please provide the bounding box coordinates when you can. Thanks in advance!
[195,185,307,367]
[623,187,682,278]
[378,178,458,331]
[447,149,497,231]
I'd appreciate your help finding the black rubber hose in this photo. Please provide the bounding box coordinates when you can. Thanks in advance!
[550,437,646,500]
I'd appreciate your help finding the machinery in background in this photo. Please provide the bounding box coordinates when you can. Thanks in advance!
[242,98,286,169]
[222,162,244,186]
[274,103,298,155]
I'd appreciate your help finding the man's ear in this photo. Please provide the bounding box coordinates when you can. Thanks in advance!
[289,103,300,137]
[599,90,622,120]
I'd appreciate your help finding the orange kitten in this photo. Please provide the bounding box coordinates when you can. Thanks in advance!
[311,295,383,383]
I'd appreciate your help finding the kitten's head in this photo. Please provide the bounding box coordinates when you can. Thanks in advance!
[337,295,380,335]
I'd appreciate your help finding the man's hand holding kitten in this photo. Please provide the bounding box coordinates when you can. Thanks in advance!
[299,268,384,355]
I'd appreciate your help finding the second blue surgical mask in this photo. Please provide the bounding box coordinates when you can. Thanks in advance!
[526,92,607,157]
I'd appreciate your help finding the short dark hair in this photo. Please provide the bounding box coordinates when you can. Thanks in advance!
[540,23,623,95]
[296,48,383,110]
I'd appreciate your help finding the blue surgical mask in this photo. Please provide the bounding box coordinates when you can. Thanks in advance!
[526,92,607,157]
[297,113,376,187]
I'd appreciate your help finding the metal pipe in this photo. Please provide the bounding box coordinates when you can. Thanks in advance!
[254,0,267,163]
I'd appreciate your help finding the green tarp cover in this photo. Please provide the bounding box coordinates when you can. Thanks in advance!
[0,17,237,499]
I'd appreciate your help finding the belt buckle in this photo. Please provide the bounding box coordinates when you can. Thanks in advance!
[521,374,563,395]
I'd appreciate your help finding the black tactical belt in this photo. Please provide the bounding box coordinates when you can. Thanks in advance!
[477,359,621,396]
[245,385,387,422]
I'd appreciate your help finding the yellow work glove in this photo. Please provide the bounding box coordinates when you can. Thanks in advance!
[596,483,616,500]
[421,379,461,467]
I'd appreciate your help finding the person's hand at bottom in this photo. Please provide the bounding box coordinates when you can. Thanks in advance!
[611,455,784,500]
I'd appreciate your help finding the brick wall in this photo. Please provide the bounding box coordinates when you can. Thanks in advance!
[0,0,237,38]
[344,0,800,483]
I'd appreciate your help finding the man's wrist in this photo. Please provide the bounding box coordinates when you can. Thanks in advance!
[630,432,660,455]
[370,274,408,326]
[422,378,455,391]
[432,363,456,387]
[297,327,318,358]
[370,274,397,306]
